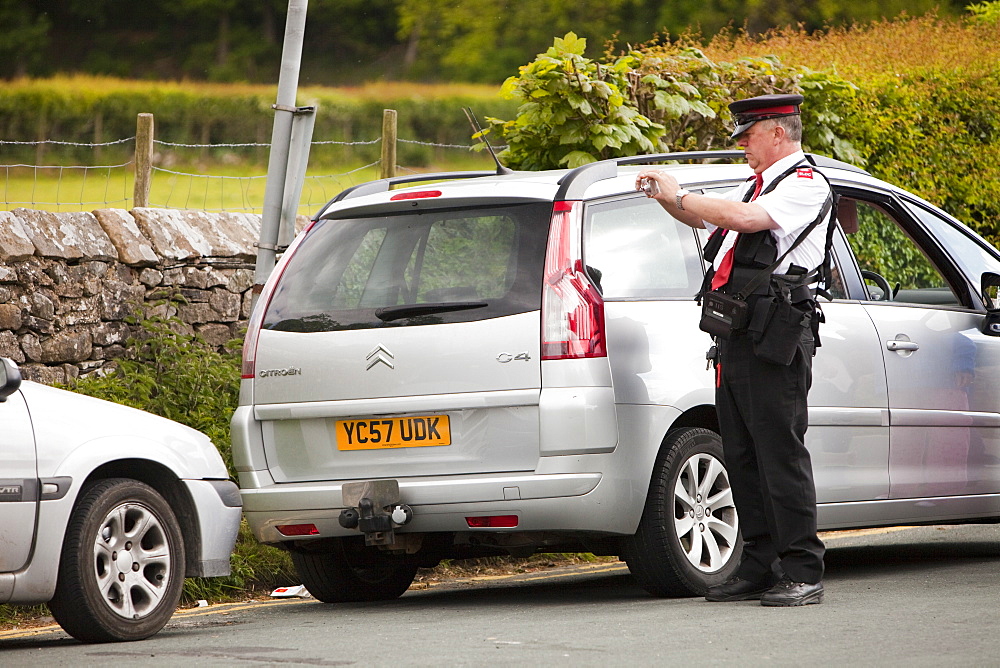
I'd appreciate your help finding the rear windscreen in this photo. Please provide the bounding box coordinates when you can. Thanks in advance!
[263,203,551,332]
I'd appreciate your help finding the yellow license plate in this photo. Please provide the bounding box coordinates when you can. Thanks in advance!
[336,415,451,450]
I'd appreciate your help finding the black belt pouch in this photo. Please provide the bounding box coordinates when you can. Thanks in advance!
[699,291,749,340]
[752,299,812,365]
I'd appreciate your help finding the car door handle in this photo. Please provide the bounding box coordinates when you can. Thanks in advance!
[886,340,920,352]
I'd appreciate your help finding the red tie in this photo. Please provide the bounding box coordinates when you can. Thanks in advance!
[711,173,764,290]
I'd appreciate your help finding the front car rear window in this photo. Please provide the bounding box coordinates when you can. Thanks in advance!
[263,202,551,332]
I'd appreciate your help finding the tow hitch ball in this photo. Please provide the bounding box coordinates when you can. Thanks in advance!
[338,479,412,546]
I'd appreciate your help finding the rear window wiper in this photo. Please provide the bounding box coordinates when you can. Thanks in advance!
[375,301,488,322]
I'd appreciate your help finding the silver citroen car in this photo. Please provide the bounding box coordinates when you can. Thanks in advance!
[232,151,1000,602]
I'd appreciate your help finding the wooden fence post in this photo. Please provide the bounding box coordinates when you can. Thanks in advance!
[134,113,154,208]
[380,109,397,180]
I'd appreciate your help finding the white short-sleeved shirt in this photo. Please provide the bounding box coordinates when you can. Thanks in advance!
[704,151,831,275]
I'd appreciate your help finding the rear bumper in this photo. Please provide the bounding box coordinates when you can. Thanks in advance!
[242,469,604,542]
[240,465,648,544]
[233,401,685,545]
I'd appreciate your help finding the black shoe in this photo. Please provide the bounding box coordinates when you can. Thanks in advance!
[759,578,824,606]
[705,576,774,602]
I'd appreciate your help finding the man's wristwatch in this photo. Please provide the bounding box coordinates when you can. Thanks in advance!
[675,188,691,211]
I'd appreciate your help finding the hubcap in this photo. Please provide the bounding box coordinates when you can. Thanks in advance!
[93,502,172,619]
[673,453,738,573]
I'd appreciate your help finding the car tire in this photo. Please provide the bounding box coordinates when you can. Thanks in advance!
[291,537,418,603]
[48,478,185,643]
[624,427,742,597]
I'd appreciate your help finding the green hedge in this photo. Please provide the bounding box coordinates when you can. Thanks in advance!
[487,18,1000,248]
[0,77,518,168]
[700,15,1000,247]
[834,70,1000,246]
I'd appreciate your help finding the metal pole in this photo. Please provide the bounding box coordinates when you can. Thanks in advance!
[279,106,316,248]
[253,0,308,303]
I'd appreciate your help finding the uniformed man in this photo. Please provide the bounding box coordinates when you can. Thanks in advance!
[636,93,829,606]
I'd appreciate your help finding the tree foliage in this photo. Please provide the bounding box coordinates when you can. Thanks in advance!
[395,0,636,83]
[4,0,975,84]
[485,33,664,170]
[0,0,51,78]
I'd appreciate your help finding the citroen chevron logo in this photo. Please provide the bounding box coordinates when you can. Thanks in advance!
[366,345,395,370]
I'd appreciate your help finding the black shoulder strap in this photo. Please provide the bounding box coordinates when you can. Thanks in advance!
[733,192,834,299]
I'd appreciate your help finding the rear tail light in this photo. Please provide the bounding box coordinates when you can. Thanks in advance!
[466,515,519,528]
[541,201,606,360]
[241,293,266,380]
[241,231,308,379]
[276,523,320,536]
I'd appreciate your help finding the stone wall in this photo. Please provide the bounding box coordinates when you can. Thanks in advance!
[0,207,276,385]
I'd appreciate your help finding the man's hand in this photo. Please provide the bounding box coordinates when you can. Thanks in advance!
[635,168,777,233]
[636,170,679,203]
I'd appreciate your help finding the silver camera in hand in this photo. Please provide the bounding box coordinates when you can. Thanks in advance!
[639,177,659,196]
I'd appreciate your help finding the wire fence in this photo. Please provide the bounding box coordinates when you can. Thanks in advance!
[0,119,484,215]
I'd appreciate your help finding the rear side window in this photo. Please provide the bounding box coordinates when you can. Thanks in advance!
[584,197,705,300]
[263,203,550,332]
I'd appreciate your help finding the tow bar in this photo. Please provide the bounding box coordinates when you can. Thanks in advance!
[338,479,413,546]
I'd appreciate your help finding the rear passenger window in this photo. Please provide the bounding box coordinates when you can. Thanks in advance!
[583,197,704,300]
[263,203,550,332]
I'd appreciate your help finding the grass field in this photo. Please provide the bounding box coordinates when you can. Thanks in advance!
[1,154,496,215]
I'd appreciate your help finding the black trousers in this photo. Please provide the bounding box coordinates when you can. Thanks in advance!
[716,331,825,585]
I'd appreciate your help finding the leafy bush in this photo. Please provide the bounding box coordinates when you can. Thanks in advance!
[490,16,1000,249]
[966,0,1000,24]
[69,307,241,475]
[66,305,296,602]
[486,33,858,170]
[486,33,664,170]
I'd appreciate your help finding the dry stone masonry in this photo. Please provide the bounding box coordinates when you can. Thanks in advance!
[0,207,282,385]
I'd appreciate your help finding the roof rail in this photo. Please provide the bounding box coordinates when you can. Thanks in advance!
[616,150,746,166]
[555,150,868,200]
[316,149,870,216]
[803,153,870,175]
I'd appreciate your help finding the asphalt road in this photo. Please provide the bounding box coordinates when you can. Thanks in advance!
[3,524,999,666]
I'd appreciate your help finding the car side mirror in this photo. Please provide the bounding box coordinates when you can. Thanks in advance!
[981,272,1000,336]
[0,357,22,402]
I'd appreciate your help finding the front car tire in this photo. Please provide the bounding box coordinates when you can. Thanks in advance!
[49,478,185,643]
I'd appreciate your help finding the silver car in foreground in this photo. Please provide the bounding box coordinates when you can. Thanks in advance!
[233,151,1000,602]
[1,358,241,643]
